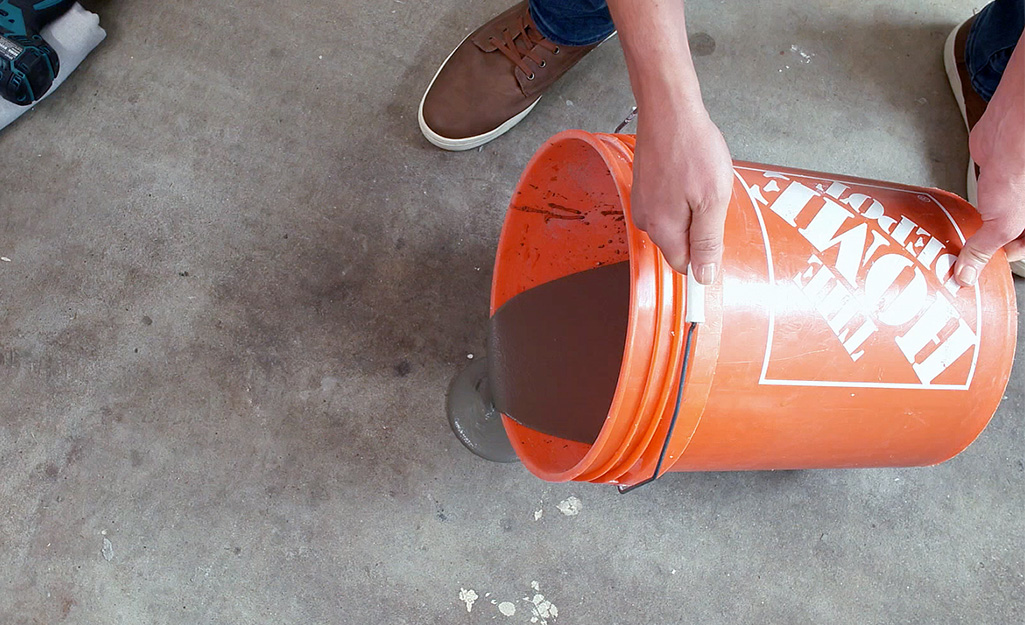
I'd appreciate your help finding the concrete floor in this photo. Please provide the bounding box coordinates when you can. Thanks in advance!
[1,0,1022,622]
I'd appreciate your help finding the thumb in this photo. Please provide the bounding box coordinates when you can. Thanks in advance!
[954,219,1011,287]
[687,203,728,285]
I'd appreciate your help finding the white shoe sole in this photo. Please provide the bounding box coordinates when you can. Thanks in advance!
[943,22,971,133]
[418,31,615,151]
[943,21,981,205]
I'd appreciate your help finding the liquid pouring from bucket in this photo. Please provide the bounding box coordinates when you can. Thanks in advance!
[446,107,645,467]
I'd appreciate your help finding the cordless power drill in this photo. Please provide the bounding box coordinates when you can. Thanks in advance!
[0,0,76,105]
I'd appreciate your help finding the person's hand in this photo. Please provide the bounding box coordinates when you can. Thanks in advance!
[954,31,1024,287]
[955,157,1025,287]
[629,107,733,284]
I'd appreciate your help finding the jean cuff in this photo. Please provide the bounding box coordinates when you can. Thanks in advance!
[528,2,615,47]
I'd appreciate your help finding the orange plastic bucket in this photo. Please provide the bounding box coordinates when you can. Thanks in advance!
[491,130,1018,485]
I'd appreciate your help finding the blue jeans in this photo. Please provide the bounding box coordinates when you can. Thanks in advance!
[528,0,613,46]
[529,0,1022,100]
[967,0,1024,101]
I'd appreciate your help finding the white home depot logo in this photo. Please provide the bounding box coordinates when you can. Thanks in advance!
[735,167,981,389]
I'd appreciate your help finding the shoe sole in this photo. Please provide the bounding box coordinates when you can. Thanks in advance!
[943,21,979,205]
[418,31,615,151]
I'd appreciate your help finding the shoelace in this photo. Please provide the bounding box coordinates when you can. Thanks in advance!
[488,16,559,81]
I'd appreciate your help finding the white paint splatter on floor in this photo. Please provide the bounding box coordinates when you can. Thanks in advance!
[101,538,113,562]
[458,588,478,613]
[790,44,814,63]
[462,581,559,622]
[556,496,582,516]
[533,507,543,521]
[524,581,558,624]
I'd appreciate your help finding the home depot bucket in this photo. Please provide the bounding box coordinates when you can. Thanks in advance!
[490,130,1017,486]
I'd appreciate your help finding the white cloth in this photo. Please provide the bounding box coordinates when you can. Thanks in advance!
[0,3,106,130]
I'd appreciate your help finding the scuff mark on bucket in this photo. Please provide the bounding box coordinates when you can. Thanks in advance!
[512,204,585,223]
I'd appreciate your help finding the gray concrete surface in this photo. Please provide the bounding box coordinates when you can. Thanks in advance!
[1,0,1022,623]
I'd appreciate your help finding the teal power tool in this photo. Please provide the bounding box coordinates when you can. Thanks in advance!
[0,0,75,105]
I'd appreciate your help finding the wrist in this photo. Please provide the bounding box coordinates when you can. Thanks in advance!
[970,105,1025,174]
[632,72,708,120]
[635,93,713,143]
[609,0,707,122]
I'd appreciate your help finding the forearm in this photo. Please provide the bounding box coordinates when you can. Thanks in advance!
[606,0,733,281]
[607,0,707,118]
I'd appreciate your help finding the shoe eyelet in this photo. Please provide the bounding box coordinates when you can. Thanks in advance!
[554,47,560,54]
[539,60,546,68]
[527,73,535,80]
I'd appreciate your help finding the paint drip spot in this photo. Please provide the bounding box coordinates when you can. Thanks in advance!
[556,496,582,516]
[499,601,516,616]
[459,588,478,613]
[523,582,558,624]
[790,44,813,63]
[689,32,716,56]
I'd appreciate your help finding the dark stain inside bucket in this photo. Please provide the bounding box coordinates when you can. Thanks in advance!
[487,261,631,445]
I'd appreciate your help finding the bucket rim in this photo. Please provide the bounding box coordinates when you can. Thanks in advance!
[491,130,716,483]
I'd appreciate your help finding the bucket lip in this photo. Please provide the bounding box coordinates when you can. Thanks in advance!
[573,134,691,483]
[492,129,659,482]
[492,129,718,484]
[586,135,723,485]
[570,130,676,483]
[590,269,688,483]
[582,133,726,486]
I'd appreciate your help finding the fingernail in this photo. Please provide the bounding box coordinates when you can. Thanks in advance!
[696,263,717,285]
[957,264,978,287]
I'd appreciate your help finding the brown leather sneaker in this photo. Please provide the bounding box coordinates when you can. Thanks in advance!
[944,17,1025,278]
[419,2,609,151]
